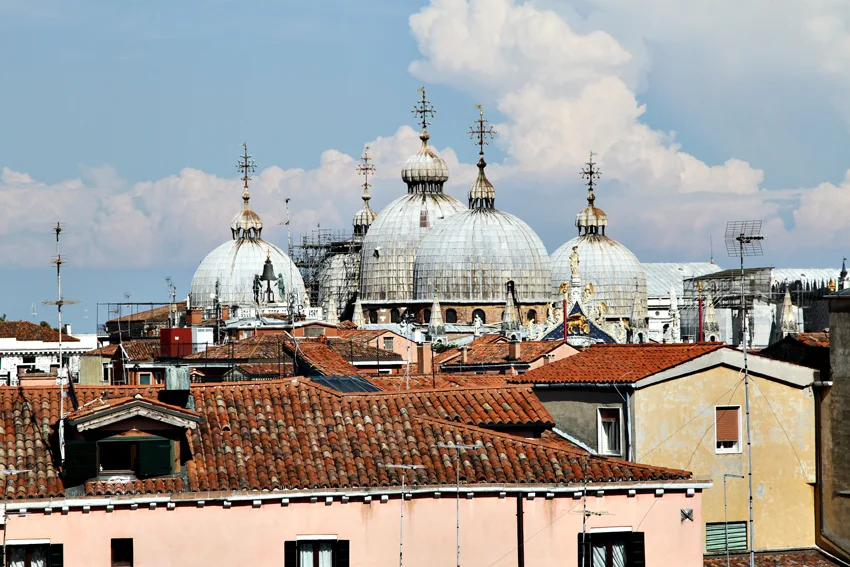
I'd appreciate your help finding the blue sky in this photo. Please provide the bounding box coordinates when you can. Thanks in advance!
[3,0,850,332]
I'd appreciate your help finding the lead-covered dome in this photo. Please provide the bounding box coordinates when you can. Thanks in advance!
[551,154,646,319]
[358,94,466,303]
[413,113,552,304]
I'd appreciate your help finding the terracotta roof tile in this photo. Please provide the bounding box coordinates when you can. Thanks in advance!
[511,342,727,384]
[794,332,830,348]
[0,380,690,499]
[441,338,565,367]
[370,374,509,390]
[117,341,160,361]
[85,344,119,357]
[0,321,78,343]
[335,329,386,343]
[704,550,842,567]
[106,301,187,323]
[66,394,200,422]
[325,338,402,363]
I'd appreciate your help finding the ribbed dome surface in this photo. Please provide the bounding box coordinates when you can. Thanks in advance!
[231,208,263,239]
[551,235,646,319]
[353,206,377,234]
[413,209,552,303]
[401,135,449,186]
[359,193,465,302]
[190,240,305,310]
[318,253,359,314]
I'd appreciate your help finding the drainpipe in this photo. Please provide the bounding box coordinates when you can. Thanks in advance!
[625,389,633,461]
[516,493,525,567]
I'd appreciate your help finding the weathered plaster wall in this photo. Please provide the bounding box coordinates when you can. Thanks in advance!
[823,297,850,558]
[633,366,816,551]
[535,388,625,454]
[3,488,703,567]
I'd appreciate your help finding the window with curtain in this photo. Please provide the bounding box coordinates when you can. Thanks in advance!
[598,408,622,456]
[715,406,741,453]
[578,532,644,567]
[383,337,394,351]
[6,544,62,567]
[284,540,349,567]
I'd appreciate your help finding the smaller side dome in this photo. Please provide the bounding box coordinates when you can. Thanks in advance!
[354,145,378,237]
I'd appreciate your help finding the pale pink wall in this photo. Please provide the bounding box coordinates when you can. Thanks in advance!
[526,343,578,372]
[4,488,702,567]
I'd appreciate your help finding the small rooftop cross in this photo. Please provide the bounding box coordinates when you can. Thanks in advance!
[580,151,601,205]
[236,142,257,196]
[412,87,436,131]
[356,145,376,192]
[468,104,497,160]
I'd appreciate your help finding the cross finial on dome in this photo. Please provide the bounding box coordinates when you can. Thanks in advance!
[356,145,376,203]
[412,87,436,140]
[580,151,601,207]
[236,143,257,208]
[468,104,497,168]
[467,105,497,209]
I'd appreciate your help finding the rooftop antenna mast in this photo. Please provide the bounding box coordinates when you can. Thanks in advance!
[380,463,425,567]
[437,441,482,567]
[285,197,294,324]
[166,277,177,328]
[43,223,78,465]
[725,220,764,567]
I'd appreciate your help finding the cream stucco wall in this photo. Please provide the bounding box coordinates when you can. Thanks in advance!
[633,366,816,551]
[3,486,703,566]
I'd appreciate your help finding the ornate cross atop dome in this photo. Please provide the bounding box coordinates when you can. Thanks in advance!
[354,145,378,236]
[231,143,263,240]
[402,87,450,194]
[467,104,497,210]
[575,151,608,236]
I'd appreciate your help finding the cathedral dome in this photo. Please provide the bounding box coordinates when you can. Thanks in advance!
[189,144,306,313]
[358,90,465,303]
[413,107,551,304]
[551,153,646,319]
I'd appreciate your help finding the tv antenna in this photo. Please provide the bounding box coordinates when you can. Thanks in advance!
[725,220,763,567]
[379,463,425,567]
[42,222,78,465]
[166,277,177,327]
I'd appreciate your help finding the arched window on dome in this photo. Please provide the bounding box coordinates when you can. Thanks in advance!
[390,308,401,323]
[527,309,538,324]
[423,309,431,324]
[369,310,378,324]
[637,332,645,344]
[472,309,486,324]
[445,309,458,324]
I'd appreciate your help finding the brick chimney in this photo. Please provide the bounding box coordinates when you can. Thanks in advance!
[460,346,469,365]
[187,307,203,327]
[417,342,433,375]
[220,305,230,321]
[508,339,521,362]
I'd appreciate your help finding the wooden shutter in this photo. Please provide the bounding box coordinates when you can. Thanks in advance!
[334,540,350,567]
[706,522,747,552]
[49,543,64,567]
[63,441,98,487]
[284,541,297,567]
[138,438,173,478]
[627,532,645,567]
[716,407,739,442]
[0,545,5,567]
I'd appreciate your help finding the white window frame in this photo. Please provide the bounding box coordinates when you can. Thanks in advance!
[383,337,394,351]
[714,405,742,455]
[597,406,623,457]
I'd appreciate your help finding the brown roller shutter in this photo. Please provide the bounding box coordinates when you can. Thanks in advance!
[716,407,739,442]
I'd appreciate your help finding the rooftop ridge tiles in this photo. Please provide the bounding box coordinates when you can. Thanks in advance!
[339,383,536,397]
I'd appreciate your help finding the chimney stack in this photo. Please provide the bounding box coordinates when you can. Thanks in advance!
[187,307,203,327]
[508,339,521,362]
[460,346,468,365]
[220,305,230,322]
[417,342,433,375]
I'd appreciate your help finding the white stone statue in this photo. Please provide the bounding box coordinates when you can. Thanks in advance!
[473,314,483,334]
[569,246,580,279]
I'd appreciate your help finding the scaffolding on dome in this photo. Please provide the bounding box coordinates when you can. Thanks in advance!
[291,228,361,312]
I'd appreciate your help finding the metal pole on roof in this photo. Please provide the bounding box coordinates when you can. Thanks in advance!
[724,473,744,567]
[438,442,480,567]
[381,463,424,567]
[725,220,763,567]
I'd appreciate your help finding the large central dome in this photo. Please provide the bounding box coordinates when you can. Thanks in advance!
[359,92,465,303]
[413,130,551,303]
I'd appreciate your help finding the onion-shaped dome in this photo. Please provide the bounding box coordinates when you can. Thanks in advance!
[551,153,646,319]
[413,110,551,304]
[359,94,465,303]
[353,205,377,237]
[190,146,305,311]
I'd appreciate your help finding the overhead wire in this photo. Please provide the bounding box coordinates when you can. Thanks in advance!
[748,376,809,478]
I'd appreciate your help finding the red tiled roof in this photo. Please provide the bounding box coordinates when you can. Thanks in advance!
[232,363,292,378]
[67,394,200,422]
[0,321,78,343]
[442,340,566,367]
[335,329,386,343]
[436,335,503,363]
[704,550,842,566]
[106,301,187,323]
[0,381,689,500]
[794,332,830,348]
[369,374,509,390]
[85,344,119,357]
[326,337,402,363]
[184,334,289,360]
[284,339,363,376]
[118,341,160,361]
[511,343,727,384]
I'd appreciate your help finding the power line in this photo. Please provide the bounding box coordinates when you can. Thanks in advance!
[748,376,809,479]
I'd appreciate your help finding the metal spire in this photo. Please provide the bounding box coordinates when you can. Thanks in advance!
[468,104,496,168]
[356,145,376,207]
[236,142,257,208]
[580,151,601,207]
[412,87,436,137]
[467,104,497,209]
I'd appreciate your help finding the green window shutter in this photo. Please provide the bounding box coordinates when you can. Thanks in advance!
[64,441,98,486]
[576,533,590,567]
[284,541,297,567]
[706,522,747,553]
[334,540,349,567]
[137,438,172,478]
[49,543,64,567]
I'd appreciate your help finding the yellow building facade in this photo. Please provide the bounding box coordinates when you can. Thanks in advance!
[632,353,817,552]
